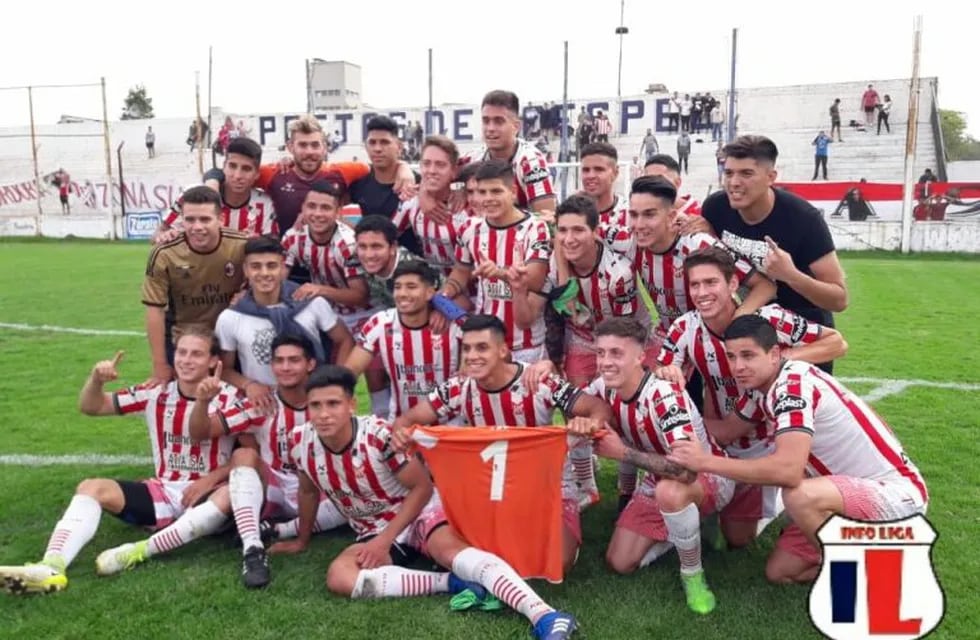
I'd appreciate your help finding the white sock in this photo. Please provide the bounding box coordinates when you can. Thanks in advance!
[146,500,227,557]
[230,467,264,553]
[618,462,638,495]
[351,566,450,598]
[662,503,702,575]
[569,439,597,493]
[451,546,554,625]
[369,388,392,418]
[273,519,297,540]
[43,494,102,568]
[639,541,674,568]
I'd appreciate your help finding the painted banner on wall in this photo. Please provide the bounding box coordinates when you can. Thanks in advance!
[775,182,980,222]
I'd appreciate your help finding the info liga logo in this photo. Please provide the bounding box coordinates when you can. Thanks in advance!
[808,514,945,640]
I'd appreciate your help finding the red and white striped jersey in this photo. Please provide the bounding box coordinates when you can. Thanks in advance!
[632,232,756,334]
[357,309,463,417]
[657,303,823,453]
[677,193,701,217]
[392,197,473,278]
[429,365,580,427]
[219,393,306,473]
[163,188,279,236]
[548,242,637,345]
[596,196,633,255]
[757,360,928,505]
[584,372,724,479]
[456,214,552,351]
[288,415,409,539]
[593,117,613,136]
[113,381,238,482]
[461,140,554,208]
[282,223,367,316]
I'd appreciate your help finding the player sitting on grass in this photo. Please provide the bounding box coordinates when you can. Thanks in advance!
[668,315,928,584]
[273,365,580,639]
[0,330,239,595]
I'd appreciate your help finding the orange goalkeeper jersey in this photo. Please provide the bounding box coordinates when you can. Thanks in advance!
[412,425,568,583]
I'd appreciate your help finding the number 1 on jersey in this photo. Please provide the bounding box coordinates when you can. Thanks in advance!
[480,440,509,501]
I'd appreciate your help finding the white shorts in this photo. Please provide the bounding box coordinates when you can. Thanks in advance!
[394,491,448,556]
[143,479,193,530]
[262,467,300,518]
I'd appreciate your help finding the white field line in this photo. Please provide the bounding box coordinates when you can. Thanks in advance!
[0,322,142,337]
[0,324,977,465]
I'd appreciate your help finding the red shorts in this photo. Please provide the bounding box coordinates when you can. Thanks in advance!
[720,484,783,523]
[642,328,667,369]
[616,473,733,540]
[562,497,582,545]
[777,476,925,565]
[564,342,597,383]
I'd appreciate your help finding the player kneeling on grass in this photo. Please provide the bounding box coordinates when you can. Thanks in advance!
[667,315,928,584]
[185,333,347,588]
[274,365,579,640]
[560,318,733,615]
[0,330,239,595]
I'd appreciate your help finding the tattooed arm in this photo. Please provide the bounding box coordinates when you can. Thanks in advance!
[594,428,696,484]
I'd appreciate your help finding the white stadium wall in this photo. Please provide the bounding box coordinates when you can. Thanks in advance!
[1,76,978,251]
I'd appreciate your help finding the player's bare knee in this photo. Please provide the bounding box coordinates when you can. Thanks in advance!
[765,557,798,584]
[325,561,355,596]
[231,446,260,468]
[605,548,638,575]
[76,478,113,505]
[208,485,232,513]
[654,479,691,512]
[721,520,756,549]
[781,484,810,516]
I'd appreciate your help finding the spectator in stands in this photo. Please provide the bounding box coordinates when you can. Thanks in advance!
[145,126,155,159]
[691,92,704,133]
[703,92,717,128]
[676,131,692,174]
[54,169,71,214]
[861,84,880,128]
[680,93,692,132]
[715,141,725,187]
[829,98,843,142]
[640,128,659,162]
[631,156,643,180]
[594,110,612,143]
[684,135,848,373]
[877,95,892,135]
[236,120,251,139]
[667,92,680,133]
[811,131,832,180]
[918,168,937,184]
[711,102,725,142]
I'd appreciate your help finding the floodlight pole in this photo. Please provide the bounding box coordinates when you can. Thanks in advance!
[615,0,628,135]
[900,16,923,255]
[27,86,42,235]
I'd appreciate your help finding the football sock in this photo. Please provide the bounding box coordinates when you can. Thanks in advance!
[618,462,638,496]
[273,519,297,540]
[451,547,554,624]
[569,440,598,493]
[369,389,392,418]
[351,567,450,598]
[146,500,226,557]
[229,467,264,553]
[639,541,674,568]
[43,494,102,568]
[663,503,703,575]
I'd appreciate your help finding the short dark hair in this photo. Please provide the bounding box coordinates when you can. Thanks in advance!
[366,115,400,137]
[481,90,520,115]
[306,179,343,202]
[580,142,618,162]
[631,175,677,206]
[683,246,736,281]
[392,260,439,287]
[244,235,284,257]
[723,135,779,165]
[354,216,397,245]
[724,314,778,351]
[555,194,599,229]
[225,137,262,167]
[181,185,222,212]
[643,153,680,173]
[457,161,482,184]
[306,364,358,397]
[422,135,459,165]
[272,333,317,361]
[475,159,514,184]
[461,314,507,341]
[595,317,648,345]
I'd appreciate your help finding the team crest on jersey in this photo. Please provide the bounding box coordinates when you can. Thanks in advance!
[177,264,193,278]
[224,261,236,278]
[808,514,944,640]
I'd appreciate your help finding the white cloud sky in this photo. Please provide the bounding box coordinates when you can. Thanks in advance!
[1,0,976,136]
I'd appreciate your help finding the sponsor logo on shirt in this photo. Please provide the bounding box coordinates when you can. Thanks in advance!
[773,392,807,414]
